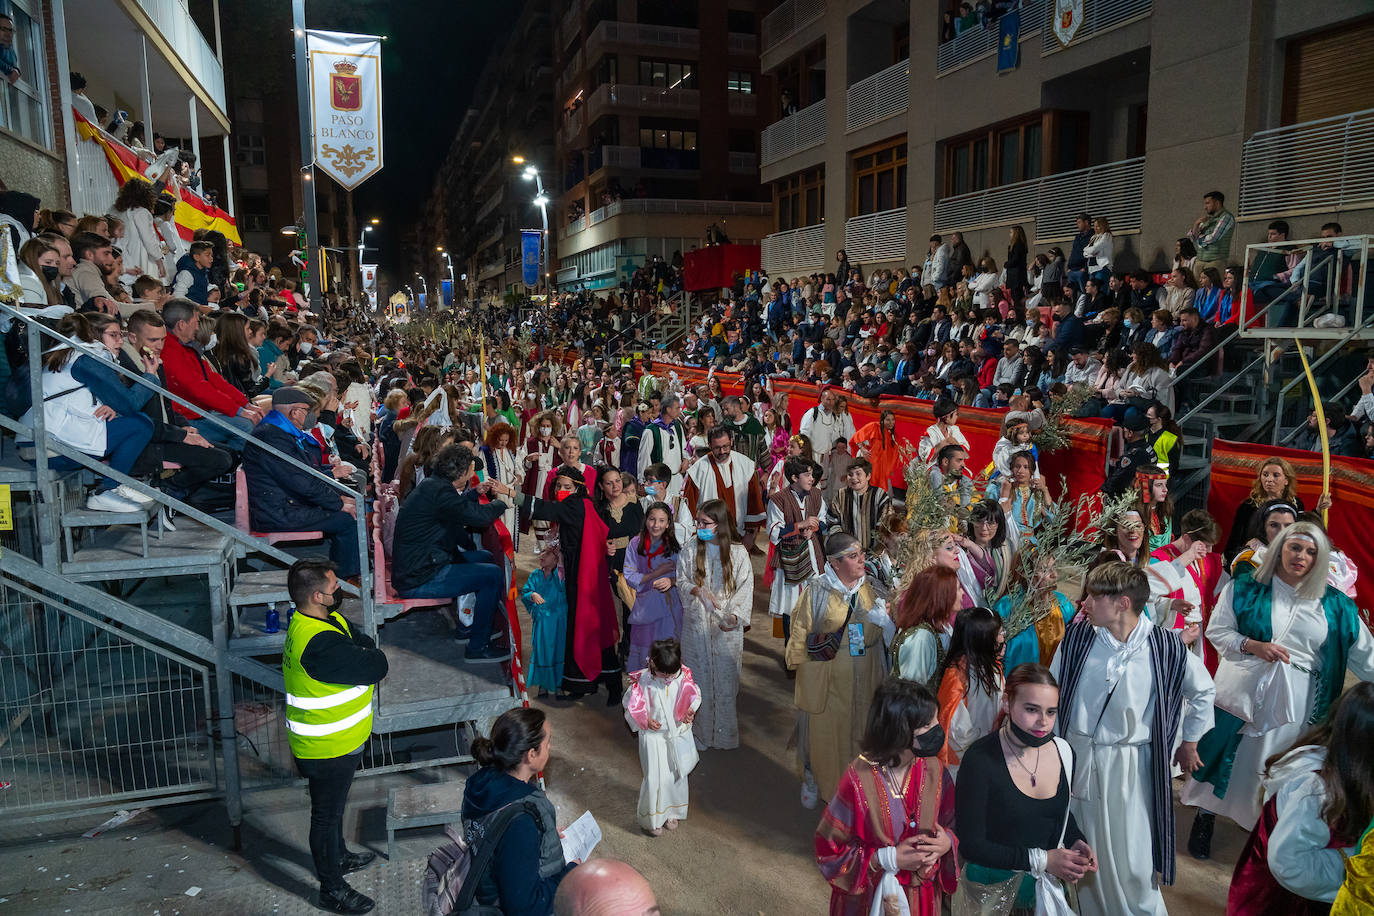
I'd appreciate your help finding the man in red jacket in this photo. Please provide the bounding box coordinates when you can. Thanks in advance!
[160,298,264,449]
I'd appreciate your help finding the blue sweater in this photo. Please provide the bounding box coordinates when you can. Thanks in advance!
[71,353,156,417]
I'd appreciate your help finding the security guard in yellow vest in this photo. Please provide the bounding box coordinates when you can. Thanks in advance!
[283,559,388,915]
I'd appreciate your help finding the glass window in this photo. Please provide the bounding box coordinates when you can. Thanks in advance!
[640,127,653,147]
[0,1,51,148]
[999,129,1019,185]
[972,138,989,191]
[1023,123,1043,180]
[897,164,907,208]
[804,186,819,224]
[953,146,970,196]
[858,174,875,215]
[684,131,697,151]
[727,71,754,93]
[876,170,894,211]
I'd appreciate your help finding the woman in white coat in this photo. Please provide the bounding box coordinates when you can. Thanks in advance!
[677,498,753,751]
[1183,521,1374,858]
[111,179,165,282]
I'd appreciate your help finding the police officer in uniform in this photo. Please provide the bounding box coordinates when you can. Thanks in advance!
[1102,411,1158,496]
[283,558,388,914]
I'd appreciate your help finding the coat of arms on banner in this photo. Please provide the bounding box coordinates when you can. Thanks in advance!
[330,59,361,111]
[1054,0,1084,46]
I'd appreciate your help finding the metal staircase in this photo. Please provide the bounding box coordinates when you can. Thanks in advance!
[0,305,520,838]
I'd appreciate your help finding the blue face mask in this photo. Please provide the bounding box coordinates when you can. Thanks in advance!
[644,485,658,497]
[1124,319,1135,329]
[696,528,715,543]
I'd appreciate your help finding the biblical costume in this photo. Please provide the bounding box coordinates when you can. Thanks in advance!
[785,568,887,801]
[767,486,831,624]
[520,432,559,548]
[677,537,753,750]
[1003,484,1046,542]
[623,666,702,831]
[678,450,765,535]
[956,540,1013,610]
[996,589,1075,672]
[637,415,688,499]
[1052,618,1216,916]
[849,421,902,492]
[521,565,567,693]
[1227,745,1354,916]
[481,442,524,550]
[826,484,892,553]
[916,422,969,465]
[1332,820,1374,916]
[798,402,856,458]
[622,534,682,672]
[815,755,958,916]
[1183,569,1374,830]
[935,660,1003,775]
[1147,543,1228,673]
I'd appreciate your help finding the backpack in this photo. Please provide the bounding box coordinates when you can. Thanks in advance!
[422,798,544,916]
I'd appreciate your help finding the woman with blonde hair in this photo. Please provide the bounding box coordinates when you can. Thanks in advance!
[677,498,753,750]
[1183,521,1374,857]
[1224,456,1305,560]
[397,425,448,500]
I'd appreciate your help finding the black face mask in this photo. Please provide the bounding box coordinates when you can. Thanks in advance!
[322,588,344,612]
[912,724,946,758]
[41,265,61,283]
[1008,719,1055,748]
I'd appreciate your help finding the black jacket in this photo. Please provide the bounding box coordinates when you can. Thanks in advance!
[460,768,573,915]
[242,418,344,531]
[391,477,507,592]
[118,349,190,444]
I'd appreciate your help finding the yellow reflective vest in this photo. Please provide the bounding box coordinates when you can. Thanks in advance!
[282,611,375,760]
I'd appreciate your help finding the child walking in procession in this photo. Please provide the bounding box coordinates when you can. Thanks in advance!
[623,502,684,671]
[623,638,702,836]
[522,541,568,697]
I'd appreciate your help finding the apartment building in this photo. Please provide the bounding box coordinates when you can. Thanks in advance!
[2,0,237,231]
[552,0,775,292]
[418,0,554,303]
[759,0,1374,280]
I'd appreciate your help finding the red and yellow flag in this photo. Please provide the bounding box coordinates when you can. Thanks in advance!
[72,110,241,245]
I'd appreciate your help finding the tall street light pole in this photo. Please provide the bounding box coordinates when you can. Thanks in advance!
[292,0,322,313]
[356,218,379,306]
[517,158,550,295]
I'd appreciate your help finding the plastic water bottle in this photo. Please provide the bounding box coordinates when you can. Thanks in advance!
[264,604,281,634]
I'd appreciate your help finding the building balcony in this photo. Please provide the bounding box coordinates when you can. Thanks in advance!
[728,152,758,176]
[728,93,758,117]
[727,32,758,57]
[561,106,586,144]
[1040,0,1152,56]
[846,59,909,134]
[760,98,826,167]
[475,186,505,223]
[478,256,505,281]
[933,156,1145,242]
[477,221,505,251]
[762,223,825,276]
[560,198,772,241]
[585,21,699,61]
[131,0,226,113]
[557,48,585,96]
[844,208,907,265]
[1239,108,1374,220]
[937,0,1044,76]
[556,0,586,51]
[586,83,700,123]
[761,0,825,69]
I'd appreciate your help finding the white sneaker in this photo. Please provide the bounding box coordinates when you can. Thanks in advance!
[1313,313,1346,329]
[800,771,819,809]
[115,484,155,504]
[87,490,140,513]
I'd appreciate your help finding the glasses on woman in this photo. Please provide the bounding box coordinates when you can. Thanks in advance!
[1120,521,1146,533]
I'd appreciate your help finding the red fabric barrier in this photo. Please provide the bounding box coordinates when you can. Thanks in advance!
[771,379,1111,497]
[1208,440,1374,614]
[682,244,761,291]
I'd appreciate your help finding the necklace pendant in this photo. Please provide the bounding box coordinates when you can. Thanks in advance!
[1030,774,1036,787]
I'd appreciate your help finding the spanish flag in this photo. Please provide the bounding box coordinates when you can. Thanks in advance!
[72,109,241,245]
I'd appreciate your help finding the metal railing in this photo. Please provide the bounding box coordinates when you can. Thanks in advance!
[728,151,758,175]
[847,59,909,133]
[1236,235,1373,341]
[1277,365,1368,448]
[761,0,825,54]
[1239,108,1374,219]
[134,0,227,112]
[934,156,1145,242]
[728,93,758,117]
[762,223,826,277]
[587,83,701,123]
[844,207,908,264]
[1269,314,1374,446]
[761,98,826,167]
[728,32,758,55]
[600,144,641,169]
[585,20,699,59]
[937,0,1045,75]
[563,198,771,238]
[1041,0,1152,55]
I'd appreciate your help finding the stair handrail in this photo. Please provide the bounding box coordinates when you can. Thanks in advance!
[1276,365,1368,447]
[0,303,373,618]
[1168,298,1277,392]
[1269,314,1374,446]
[1178,351,1269,428]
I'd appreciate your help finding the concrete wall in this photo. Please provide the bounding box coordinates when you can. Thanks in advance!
[0,134,67,208]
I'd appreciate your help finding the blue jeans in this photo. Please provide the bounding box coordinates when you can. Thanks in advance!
[196,411,254,449]
[1067,269,1086,294]
[50,413,154,491]
[315,510,363,579]
[397,556,505,651]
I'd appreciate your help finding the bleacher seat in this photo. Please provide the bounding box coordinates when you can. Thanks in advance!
[234,467,324,545]
[370,491,450,616]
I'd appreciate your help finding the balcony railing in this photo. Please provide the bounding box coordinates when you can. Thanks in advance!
[585,21,699,60]
[134,0,226,111]
[1041,0,1152,55]
[586,83,700,123]
[844,208,907,264]
[728,92,758,117]
[557,2,580,50]
[728,32,758,55]
[846,59,909,133]
[475,186,505,223]
[933,156,1145,242]
[937,0,1044,76]
[562,198,773,238]
[557,48,584,96]
[761,98,826,167]
[762,0,825,53]
[762,223,826,277]
[561,107,585,143]
[1239,108,1374,219]
[728,152,758,175]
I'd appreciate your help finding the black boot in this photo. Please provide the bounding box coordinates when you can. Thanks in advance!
[319,882,375,914]
[1187,811,1215,860]
[604,674,624,707]
[339,848,376,875]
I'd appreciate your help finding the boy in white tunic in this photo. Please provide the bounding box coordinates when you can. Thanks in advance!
[623,638,702,836]
[1051,561,1215,916]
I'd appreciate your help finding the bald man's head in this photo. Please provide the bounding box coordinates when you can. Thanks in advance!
[553,858,659,916]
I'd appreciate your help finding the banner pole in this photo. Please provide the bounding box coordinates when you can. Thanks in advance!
[293,0,322,313]
[1295,340,1331,525]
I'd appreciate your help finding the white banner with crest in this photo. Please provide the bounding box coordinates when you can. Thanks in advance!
[306,30,384,189]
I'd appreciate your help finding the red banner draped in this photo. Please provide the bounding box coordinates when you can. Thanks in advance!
[681,244,760,292]
[1208,440,1374,614]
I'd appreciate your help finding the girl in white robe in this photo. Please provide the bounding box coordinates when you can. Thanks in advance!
[677,499,753,750]
[623,640,702,835]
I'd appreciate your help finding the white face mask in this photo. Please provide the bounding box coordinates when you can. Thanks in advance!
[206,332,218,349]
[540,426,552,436]
[299,340,314,354]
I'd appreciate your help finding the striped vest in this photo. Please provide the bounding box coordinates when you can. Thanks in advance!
[282,612,375,760]
[1056,619,1188,885]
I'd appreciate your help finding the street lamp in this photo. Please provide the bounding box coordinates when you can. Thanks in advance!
[518,162,550,294]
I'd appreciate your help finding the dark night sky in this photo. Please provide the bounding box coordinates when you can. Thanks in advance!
[307,0,520,276]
